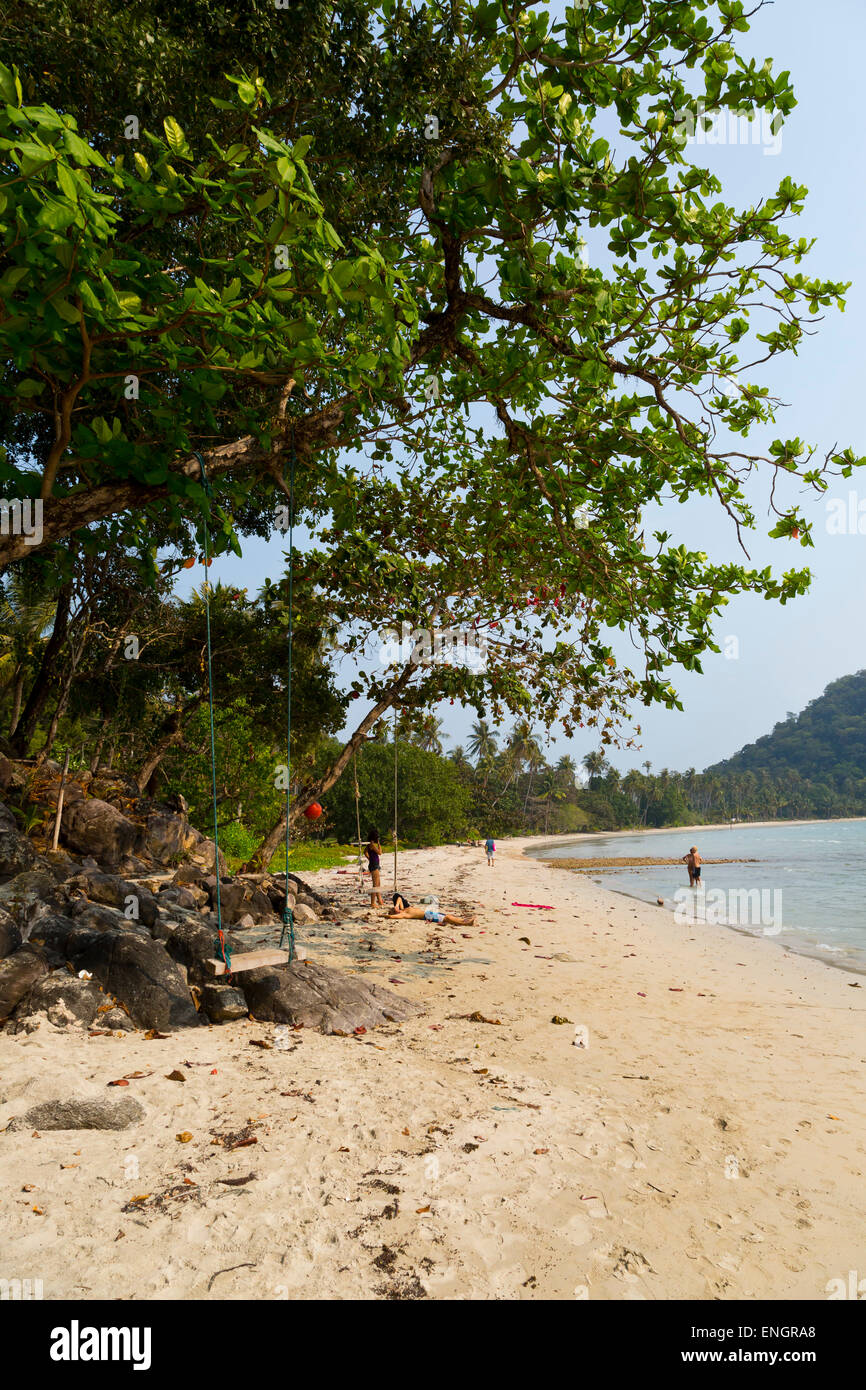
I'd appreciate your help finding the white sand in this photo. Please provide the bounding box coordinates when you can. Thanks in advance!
[1,839,864,1301]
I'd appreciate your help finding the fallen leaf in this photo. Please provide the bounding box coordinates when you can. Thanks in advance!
[32,1205,44,1215]
[551,1016,573,1025]
[828,1114,841,1121]
[144,1030,169,1040]
[473,1068,489,1075]
[416,1205,431,1214]
[465,1011,501,1025]
[129,1194,150,1204]
[22,1183,35,1192]
[353,1026,367,1035]
[115,1230,125,1241]
[534,1148,549,1155]
[338,1146,350,1153]
[183,1177,196,1186]
[176,1132,193,1143]
[60,1163,78,1170]
[249,1040,272,1050]
[166,1070,186,1082]
[518,937,531,945]
[401,1127,410,1136]
[108,1079,130,1087]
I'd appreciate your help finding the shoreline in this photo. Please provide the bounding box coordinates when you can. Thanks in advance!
[524,822,866,981]
[1,841,864,1300]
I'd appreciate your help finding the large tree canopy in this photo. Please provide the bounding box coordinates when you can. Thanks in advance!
[1,0,862,854]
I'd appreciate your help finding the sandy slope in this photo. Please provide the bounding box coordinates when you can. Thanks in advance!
[1,840,864,1301]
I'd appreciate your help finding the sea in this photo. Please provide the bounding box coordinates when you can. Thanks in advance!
[527,820,866,976]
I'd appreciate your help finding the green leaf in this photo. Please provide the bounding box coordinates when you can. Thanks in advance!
[163,116,192,159]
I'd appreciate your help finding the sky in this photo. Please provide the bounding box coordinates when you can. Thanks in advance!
[177,0,866,778]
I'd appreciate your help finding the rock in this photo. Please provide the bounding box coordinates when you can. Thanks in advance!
[154,917,217,982]
[0,826,37,878]
[0,945,49,1020]
[0,799,17,832]
[66,871,159,928]
[238,959,422,1034]
[144,809,198,865]
[8,1096,145,1131]
[100,1007,135,1031]
[61,797,144,868]
[73,930,200,1030]
[27,913,104,960]
[186,833,227,876]
[71,901,137,933]
[157,885,200,912]
[172,864,210,889]
[87,769,141,805]
[23,971,104,1027]
[202,984,248,1022]
[0,756,12,793]
[291,902,319,926]
[236,913,256,930]
[118,854,153,878]
[0,908,22,959]
[0,868,63,925]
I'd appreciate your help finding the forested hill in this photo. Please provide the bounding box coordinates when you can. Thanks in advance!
[709,672,866,784]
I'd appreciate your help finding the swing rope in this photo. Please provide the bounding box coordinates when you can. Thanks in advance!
[393,706,398,893]
[278,426,296,963]
[192,451,229,978]
[353,748,364,893]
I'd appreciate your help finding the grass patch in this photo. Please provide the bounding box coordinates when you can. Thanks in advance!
[267,842,360,874]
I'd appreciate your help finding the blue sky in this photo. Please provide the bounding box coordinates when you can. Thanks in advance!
[179,0,866,776]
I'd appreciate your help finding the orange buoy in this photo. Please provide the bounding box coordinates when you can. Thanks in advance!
[303,803,323,821]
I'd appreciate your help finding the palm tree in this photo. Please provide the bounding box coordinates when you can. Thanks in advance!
[582,750,609,789]
[467,719,499,787]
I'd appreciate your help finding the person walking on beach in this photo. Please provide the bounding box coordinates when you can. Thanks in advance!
[683,845,702,887]
[484,835,495,867]
[364,828,384,907]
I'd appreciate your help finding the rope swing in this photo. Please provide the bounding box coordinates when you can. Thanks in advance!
[393,705,398,893]
[277,426,296,963]
[192,451,229,977]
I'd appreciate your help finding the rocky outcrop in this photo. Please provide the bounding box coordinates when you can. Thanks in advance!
[66,871,159,928]
[0,907,22,960]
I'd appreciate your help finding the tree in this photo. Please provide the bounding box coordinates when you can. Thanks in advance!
[3,1,862,843]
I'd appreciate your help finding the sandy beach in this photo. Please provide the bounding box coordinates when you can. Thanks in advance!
[1,839,864,1301]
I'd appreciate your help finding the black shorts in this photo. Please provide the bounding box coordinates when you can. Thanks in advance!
[692,866,701,879]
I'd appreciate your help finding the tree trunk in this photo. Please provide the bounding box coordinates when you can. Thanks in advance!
[243,650,424,872]
[8,667,24,737]
[9,582,73,756]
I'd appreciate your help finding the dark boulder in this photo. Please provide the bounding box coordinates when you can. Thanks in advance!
[0,945,49,1020]
[172,864,210,889]
[61,797,144,868]
[0,907,22,960]
[156,884,200,912]
[0,755,12,793]
[238,959,422,1034]
[0,826,37,878]
[22,971,105,1027]
[201,984,248,1023]
[28,913,104,961]
[73,930,200,1030]
[0,868,65,928]
[66,871,159,928]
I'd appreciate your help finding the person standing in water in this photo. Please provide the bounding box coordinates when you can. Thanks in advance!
[683,845,702,887]
[364,828,384,907]
[484,835,496,867]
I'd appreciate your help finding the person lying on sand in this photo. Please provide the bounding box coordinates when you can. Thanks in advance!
[386,903,476,926]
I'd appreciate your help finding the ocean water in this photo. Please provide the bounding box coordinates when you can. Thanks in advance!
[527,820,866,975]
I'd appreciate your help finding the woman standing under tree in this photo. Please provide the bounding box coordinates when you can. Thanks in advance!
[364,828,384,907]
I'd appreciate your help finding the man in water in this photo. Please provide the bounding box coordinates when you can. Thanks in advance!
[683,846,702,887]
[484,835,495,867]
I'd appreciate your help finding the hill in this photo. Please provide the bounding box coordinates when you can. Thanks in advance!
[709,671,866,788]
